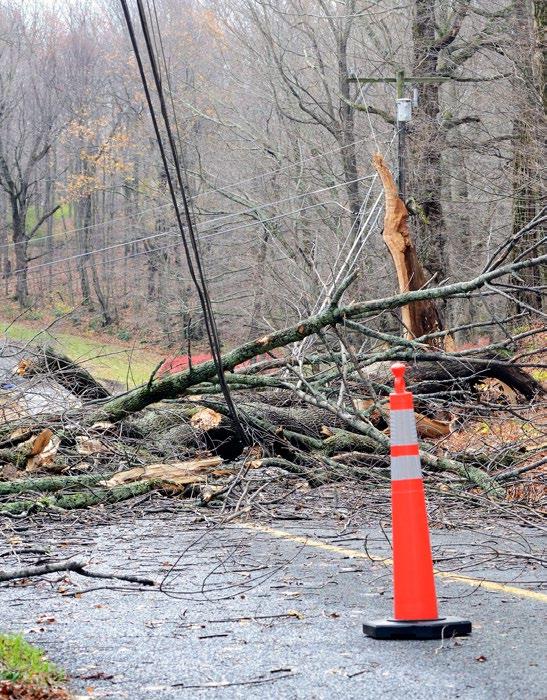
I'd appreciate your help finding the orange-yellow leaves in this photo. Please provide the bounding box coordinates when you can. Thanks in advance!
[62,119,135,201]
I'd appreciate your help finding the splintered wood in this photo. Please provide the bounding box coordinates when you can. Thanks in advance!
[102,456,225,488]
[25,429,60,472]
[190,407,223,431]
[373,153,446,349]
[0,428,60,475]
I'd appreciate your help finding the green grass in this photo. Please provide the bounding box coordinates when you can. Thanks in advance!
[0,633,65,686]
[1,320,163,386]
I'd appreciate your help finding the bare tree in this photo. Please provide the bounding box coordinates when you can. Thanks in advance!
[0,5,63,306]
[509,0,545,312]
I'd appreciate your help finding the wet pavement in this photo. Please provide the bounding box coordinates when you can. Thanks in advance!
[2,506,545,699]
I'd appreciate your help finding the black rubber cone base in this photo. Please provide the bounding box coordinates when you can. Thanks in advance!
[363,617,472,640]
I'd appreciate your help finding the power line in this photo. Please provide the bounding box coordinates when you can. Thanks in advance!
[120,0,246,440]
[14,193,388,315]
[12,174,519,283]
[20,233,292,302]
[15,184,387,296]
[0,136,374,252]
[12,195,356,277]
[0,173,373,262]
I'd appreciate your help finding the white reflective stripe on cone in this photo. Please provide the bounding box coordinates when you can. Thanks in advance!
[390,409,418,446]
[391,455,423,481]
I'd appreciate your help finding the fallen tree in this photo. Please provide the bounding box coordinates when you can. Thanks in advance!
[17,346,111,401]
[84,250,544,425]
[1,161,545,514]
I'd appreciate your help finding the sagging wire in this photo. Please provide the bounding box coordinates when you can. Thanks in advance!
[119,0,248,443]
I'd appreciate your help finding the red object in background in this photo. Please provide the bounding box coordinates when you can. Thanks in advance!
[157,351,279,377]
[157,353,212,376]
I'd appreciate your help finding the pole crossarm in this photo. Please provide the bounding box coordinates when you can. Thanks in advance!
[348,76,451,85]
[347,70,452,198]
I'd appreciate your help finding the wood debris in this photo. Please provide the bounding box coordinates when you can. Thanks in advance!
[102,457,224,488]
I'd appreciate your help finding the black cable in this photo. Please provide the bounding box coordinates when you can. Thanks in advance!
[125,0,235,402]
[146,0,201,242]
[134,3,244,435]
[119,0,248,443]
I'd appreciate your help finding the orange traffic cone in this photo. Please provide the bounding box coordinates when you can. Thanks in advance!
[363,362,472,640]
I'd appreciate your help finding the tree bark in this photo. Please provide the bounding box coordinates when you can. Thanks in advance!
[321,428,382,456]
[11,199,29,307]
[0,481,154,516]
[411,0,448,283]
[373,154,445,346]
[0,473,111,496]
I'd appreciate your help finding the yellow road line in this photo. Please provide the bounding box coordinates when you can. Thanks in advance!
[237,523,547,603]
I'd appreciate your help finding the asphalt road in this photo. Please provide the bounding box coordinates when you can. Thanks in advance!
[2,508,545,699]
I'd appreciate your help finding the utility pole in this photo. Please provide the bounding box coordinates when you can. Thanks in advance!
[395,70,409,200]
[348,70,450,201]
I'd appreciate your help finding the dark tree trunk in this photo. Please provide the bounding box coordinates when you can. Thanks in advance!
[44,149,56,296]
[337,25,361,228]
[11,198,29,307]
[411,0,447,283]
[77,195,92,308]
[0,196,9,297]
[510,0,545,312]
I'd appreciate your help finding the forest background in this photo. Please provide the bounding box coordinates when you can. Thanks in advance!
[0,0,544,381]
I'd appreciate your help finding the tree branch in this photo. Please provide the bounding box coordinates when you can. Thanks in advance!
[0,557,154,585]
[91,252,545,423]
[340,94,395,125]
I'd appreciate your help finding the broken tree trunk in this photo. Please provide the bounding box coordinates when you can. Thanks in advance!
[238,402,346,437]
[17,346,110,401]
[403,354,544,401]
[373,153,446,348]
[102,457,225,487]
[176,396,501,494]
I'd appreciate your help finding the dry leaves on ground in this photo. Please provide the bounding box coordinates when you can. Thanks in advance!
[0,681,70,700]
